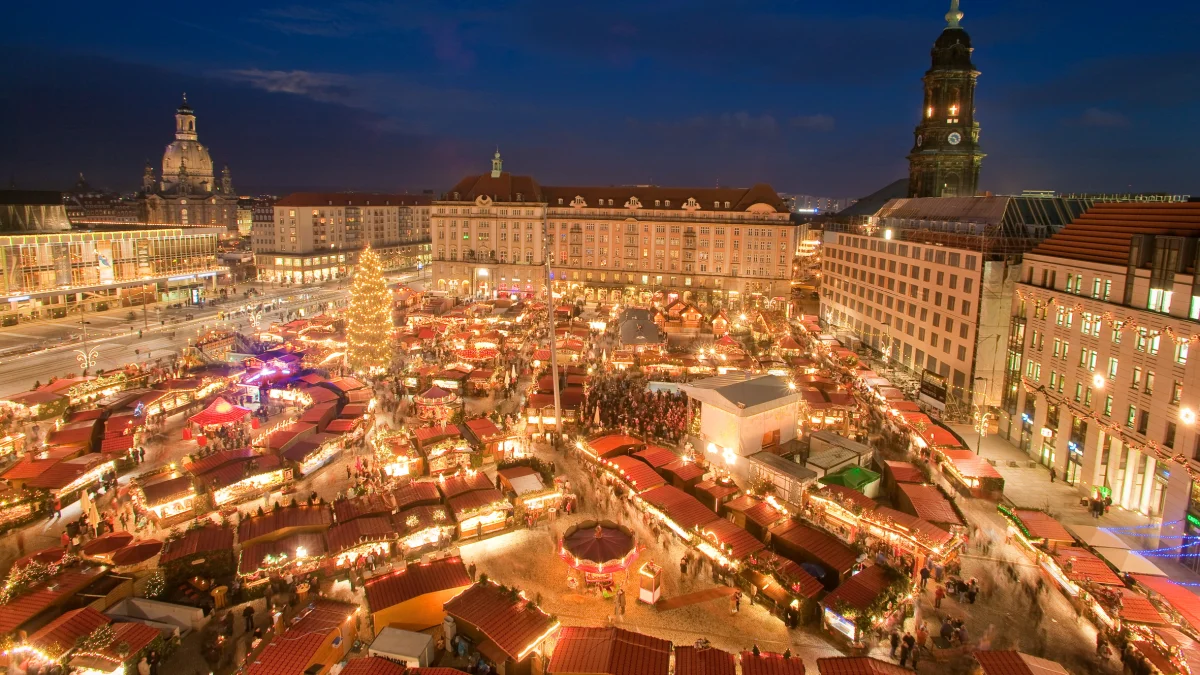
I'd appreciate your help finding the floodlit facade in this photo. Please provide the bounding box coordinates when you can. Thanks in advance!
[1000,203,1200,550]
[255,193,432,282]
[430,152,796,308]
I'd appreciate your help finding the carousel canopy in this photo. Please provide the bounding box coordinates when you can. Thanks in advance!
[418,386,455,402]
[561,520,636,571]
[189,397,251,427]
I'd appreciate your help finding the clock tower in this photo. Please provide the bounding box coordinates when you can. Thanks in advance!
[907,0,985,198]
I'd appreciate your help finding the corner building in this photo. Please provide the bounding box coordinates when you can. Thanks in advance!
[1001,203,1200,565]
[431,153,796,308]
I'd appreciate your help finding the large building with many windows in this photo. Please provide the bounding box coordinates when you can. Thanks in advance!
[431,152,796,308]
[254,192,431,282]
[1000,203,1200,542]
[819,195,1094,415]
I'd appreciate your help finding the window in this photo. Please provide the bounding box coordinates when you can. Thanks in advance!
[1173,381,1184,405]
[1165,422,1177,449]
[1176,341,1190,365]
[1132,366,1142,390]
[1104,395,1113,417]
[1108,357,1119,379]
[1127,405,1137,429]
[1074,383,1083,403]
[1146,371,1155,394]
[1149,288,1173,314]
[1137,410,1149,435]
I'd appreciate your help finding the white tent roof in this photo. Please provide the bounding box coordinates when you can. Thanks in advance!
[1092,546,1166,577]
[1065,524,1130,550]
[369,627,432,661]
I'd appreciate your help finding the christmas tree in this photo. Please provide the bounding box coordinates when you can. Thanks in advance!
[346,246,394,374]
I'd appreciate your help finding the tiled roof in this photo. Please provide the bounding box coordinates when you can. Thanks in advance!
[768,520,858,575]
[674,645,736,675]
[701,519,765,560]
[337,657,409,675]
[244,600,358,675]
[326,516,394,555]
[585,434,644,459]
[740,651,807,675]
[883,461,924,484]
[1117,588,1167,626]
[864,507,953,546]
[0,567,103,634]
[159,525,234,564]
[238,504,332,545]
[1011,510,1074,543]
[547,626,671,675]
[326,418,361,434]
[447,489,510,517]
[239,532,328,575]
[28,454,112,490]
[812,484,877,513]
[2,447,77,480]
[365,557,471,612]
[639,485,719,531]
[298,402,337,424]
[443,582,559,662]
[391,481,443,511]
[413,424,462,446]
[821,565,893,613]
[438,472,494,500]
[775,558,825,600]
[1049,547,1123,586]
[393,504,451,537]
[694,480,739,501]
[304,387,340,404]
[815,656,910,675]
[662,459,706,482]
[972,650,1070,675]
[28,606,110,652]
[334,493,394,523]
[743,501,786,529]
[202,454,283,490]
[464,417,502,441]
[541,184,787,213]
[1030,202,1200,266]
[265,422,318,449]
[275,192,432,207]
[605,456,666,492]
[633,446,677,469]
[445,172,544,203]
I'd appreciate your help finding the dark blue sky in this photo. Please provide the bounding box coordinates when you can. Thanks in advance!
[1,1,1197,198]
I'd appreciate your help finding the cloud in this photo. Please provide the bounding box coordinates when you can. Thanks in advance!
[221,69,357,104]
[1076,107,1129,127]
[790,114,836,132]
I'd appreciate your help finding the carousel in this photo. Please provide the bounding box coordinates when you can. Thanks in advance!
[414,386,460,422]
[560,520,639,587]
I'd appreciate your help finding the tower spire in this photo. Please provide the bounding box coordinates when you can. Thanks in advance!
[490,148,503,178]
[945,0,963,29]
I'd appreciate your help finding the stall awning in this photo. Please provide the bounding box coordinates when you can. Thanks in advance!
[189,397,251,427]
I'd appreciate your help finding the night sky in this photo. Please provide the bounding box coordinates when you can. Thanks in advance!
[1,1,1197,199]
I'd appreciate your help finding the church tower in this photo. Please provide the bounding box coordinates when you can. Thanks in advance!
[907,0,985,198]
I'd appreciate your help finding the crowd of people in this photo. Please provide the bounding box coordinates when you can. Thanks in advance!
[582,371,689,443]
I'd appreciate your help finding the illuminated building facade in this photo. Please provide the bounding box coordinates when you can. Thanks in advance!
[431,152,796,309]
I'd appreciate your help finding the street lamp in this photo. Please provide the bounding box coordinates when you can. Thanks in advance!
[973,375,991,456]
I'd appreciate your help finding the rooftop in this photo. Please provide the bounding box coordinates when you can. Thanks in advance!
[547,626,672,675]
[1029,202,1200,266]
[443,582,559,662]
[274,192,432,207]
[244,600,357,675]
[364,557,471,612]
[681,374,799,417]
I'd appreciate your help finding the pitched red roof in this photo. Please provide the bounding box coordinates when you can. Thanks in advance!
[447,488,509,517]
[338,657,409,675]
[244,600,358,675]
[0,567,103,634]
[674,646,736,675]
[775,558,826,600]
[740,652,806,675]
[443,582,559,662]
[1011,510,1074,543]
[238,504,332,544]
[365,557,471,612]
[821,565,893,613]
[438,472,494,500]
[1030,202,1200,266]
[640,485,719,531]
[884,461,924,484]
[585,434,644,459]
[1049,547,1124,586]
[139,474,194,506]
[701,519,765,560]
[326,516,394,555]
[662,458,706,482]
[414,424,462,445]
[812,484,877,512]
[864,506,953,547]
[28,606,110,652]
[633,446,677,469]
[464,417,502,441]
[768,520,858,575]
[189,397,251,426]
[202,454,283,490]
[1117,588,1167,626]
[816,656,910,675]
[2,447,79,481]
[334,493,393,523]
[28,454,112,490]
[605,455,666,492]
[159,525,234,564]
[743,501,785,529]
[100,435,134,453]
[695,480,739,501]
[183,447,259,475]
[972,650,1070,675]
[547,626,671,675]
[391,481,443,511]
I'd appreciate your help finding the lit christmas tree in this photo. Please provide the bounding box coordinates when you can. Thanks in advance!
[345,246,394,374]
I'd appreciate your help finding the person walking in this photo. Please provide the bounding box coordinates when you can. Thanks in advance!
[934,584,946,608]
[919,566,930,590]
[1049,467,1057,483]
[899,632,914,667]
[468,562,477,582]
[890,630,901,658]
[242,605,255,632]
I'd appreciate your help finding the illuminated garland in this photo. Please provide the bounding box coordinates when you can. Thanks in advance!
[1023,378,1200,481]
[996,504,1034,540]
[1016,287,1197,344]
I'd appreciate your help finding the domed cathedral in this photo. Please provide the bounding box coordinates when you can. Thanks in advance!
[907,0,985,198]
[139,94,239,228]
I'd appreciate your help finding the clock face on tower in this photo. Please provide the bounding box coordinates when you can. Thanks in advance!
[947,132,962,145]
[917,135,924,147]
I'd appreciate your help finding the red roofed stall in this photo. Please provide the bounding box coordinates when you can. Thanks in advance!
[243,600,358,675]
[548,626,670,675]
[443,582,560,673]
[365,557,472,631]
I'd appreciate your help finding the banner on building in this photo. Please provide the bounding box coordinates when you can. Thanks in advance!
[918,369,948,411]
[95,242,115,284]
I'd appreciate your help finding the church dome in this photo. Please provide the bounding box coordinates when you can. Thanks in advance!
[159,95,216,194]
[931,27,974,69]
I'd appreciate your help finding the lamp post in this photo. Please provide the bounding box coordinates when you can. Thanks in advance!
[973,375,990,455]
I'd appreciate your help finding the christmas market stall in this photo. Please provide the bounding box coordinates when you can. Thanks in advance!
[420,432,478,477]
[767,519,859,588]
[464,417,522,463]
[364,557,471,632]
[283,432,345,476]
[236,503,332,584]
[186,397,252,447]
[638,484,720,544]
[394,504,455,555]
[935,449,1005,500]
[497,465,560,514]
[158,523,236,603]
[66,615,166,675]
[819,564,911,648]
[559,520,639,586]
[391,480,443,512]
[448,487,512,540]
[132,472,197,525]
[184,448,289,507]
[414,386,460,422]
[375,429,423,479]
[442,581,560,675]
[0,483,41,534]
[326,516,394,569]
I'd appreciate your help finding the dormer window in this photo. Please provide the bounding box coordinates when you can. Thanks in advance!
[724,201,730,208]
[665,200,671,207]
[714,201,720,209]
[655,200,660,207]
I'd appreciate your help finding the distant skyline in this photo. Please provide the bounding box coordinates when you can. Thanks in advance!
[1,1,1198,198]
